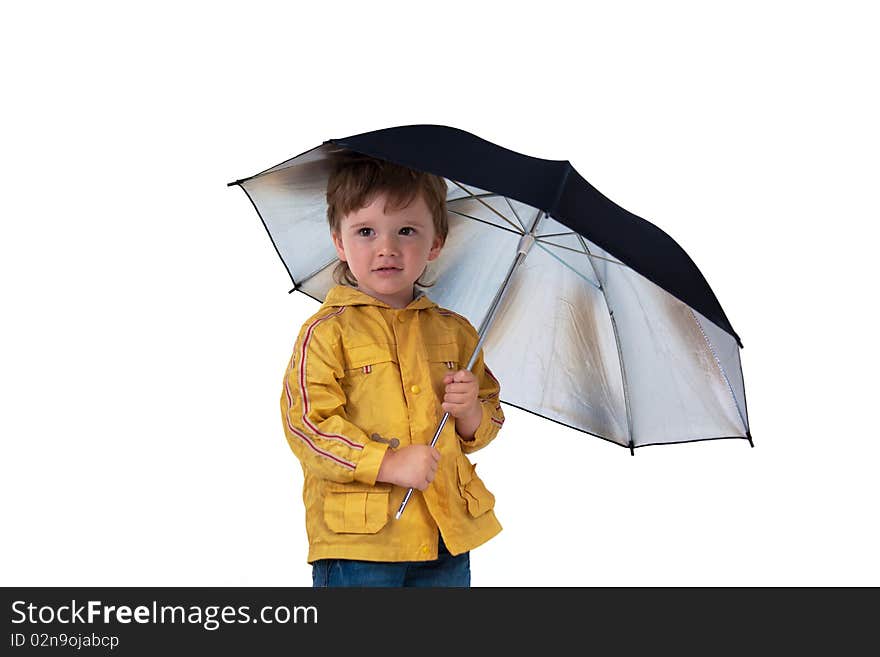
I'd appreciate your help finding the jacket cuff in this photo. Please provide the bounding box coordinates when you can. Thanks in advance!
[473,400,497,441]
[353,440,389,485]
[461,400,503,452]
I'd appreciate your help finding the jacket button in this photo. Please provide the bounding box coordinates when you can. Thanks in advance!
[410,385,420,394]
[420,545,429,555]
[397,314,406,322]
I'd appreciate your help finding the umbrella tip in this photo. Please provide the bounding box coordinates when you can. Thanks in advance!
[628,440,635,456]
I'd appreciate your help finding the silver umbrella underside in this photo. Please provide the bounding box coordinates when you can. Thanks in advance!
[238,144,750,450]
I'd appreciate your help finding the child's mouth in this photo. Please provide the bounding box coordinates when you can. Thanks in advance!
[375,268,401,275]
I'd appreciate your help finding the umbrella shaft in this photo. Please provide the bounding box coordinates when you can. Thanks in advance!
[395,209,546,521]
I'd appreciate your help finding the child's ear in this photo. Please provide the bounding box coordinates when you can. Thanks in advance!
[427,235,444,261]
[331,230,347,261]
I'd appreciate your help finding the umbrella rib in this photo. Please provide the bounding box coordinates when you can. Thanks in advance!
[608,303,635,454]
[503,196,526,232]
[532,242,601,291]
[447,209,524,236]
[535,238,626,265]
[448,179,525,234]
[296,256,340,289]
[688,308,749,433]
[448,189,526,231]
[576,233,635,452]
[447,191,500,203]
[536,231,574,238]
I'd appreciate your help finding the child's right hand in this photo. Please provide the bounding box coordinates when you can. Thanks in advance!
[376,445,441,491]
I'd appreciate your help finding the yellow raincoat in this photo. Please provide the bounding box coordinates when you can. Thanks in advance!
[281,284,505,563]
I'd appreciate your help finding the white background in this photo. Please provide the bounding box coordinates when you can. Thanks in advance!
[2,1,878,587]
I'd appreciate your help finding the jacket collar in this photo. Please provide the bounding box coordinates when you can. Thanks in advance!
[323,284,438,311]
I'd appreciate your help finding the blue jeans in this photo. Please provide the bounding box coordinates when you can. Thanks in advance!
[311,536,470,587]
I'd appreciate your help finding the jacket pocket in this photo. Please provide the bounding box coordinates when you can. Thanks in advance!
[323,481,392,534]
[343,343,398,374]
[456,454,495,517]
[426,342,460,401]
[341,343,399,413]
[425,342,459,369]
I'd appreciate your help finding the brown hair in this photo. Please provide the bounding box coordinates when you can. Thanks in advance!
[325,148,448,288]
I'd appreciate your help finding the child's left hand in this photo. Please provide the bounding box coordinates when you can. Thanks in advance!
[441,370,480,418]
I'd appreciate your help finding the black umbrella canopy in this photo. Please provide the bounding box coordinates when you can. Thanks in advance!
[230,124,750,450]
[233,124,741,348]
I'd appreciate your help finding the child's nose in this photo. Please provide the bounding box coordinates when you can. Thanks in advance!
[377,238,400,254]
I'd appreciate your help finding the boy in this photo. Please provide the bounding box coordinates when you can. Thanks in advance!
[280,149,505,587]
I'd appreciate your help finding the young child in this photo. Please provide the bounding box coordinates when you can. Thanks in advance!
[280,149,505,587]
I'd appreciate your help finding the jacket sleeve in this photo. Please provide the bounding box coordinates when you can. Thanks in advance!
[280,316,388,484]
[457,322,505,454]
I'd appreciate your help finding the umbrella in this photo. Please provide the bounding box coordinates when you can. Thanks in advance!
[228,124,752,484]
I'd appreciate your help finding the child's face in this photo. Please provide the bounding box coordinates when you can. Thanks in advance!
[331,190,444,308]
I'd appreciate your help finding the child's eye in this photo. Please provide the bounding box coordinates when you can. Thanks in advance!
[356,227,415,237]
